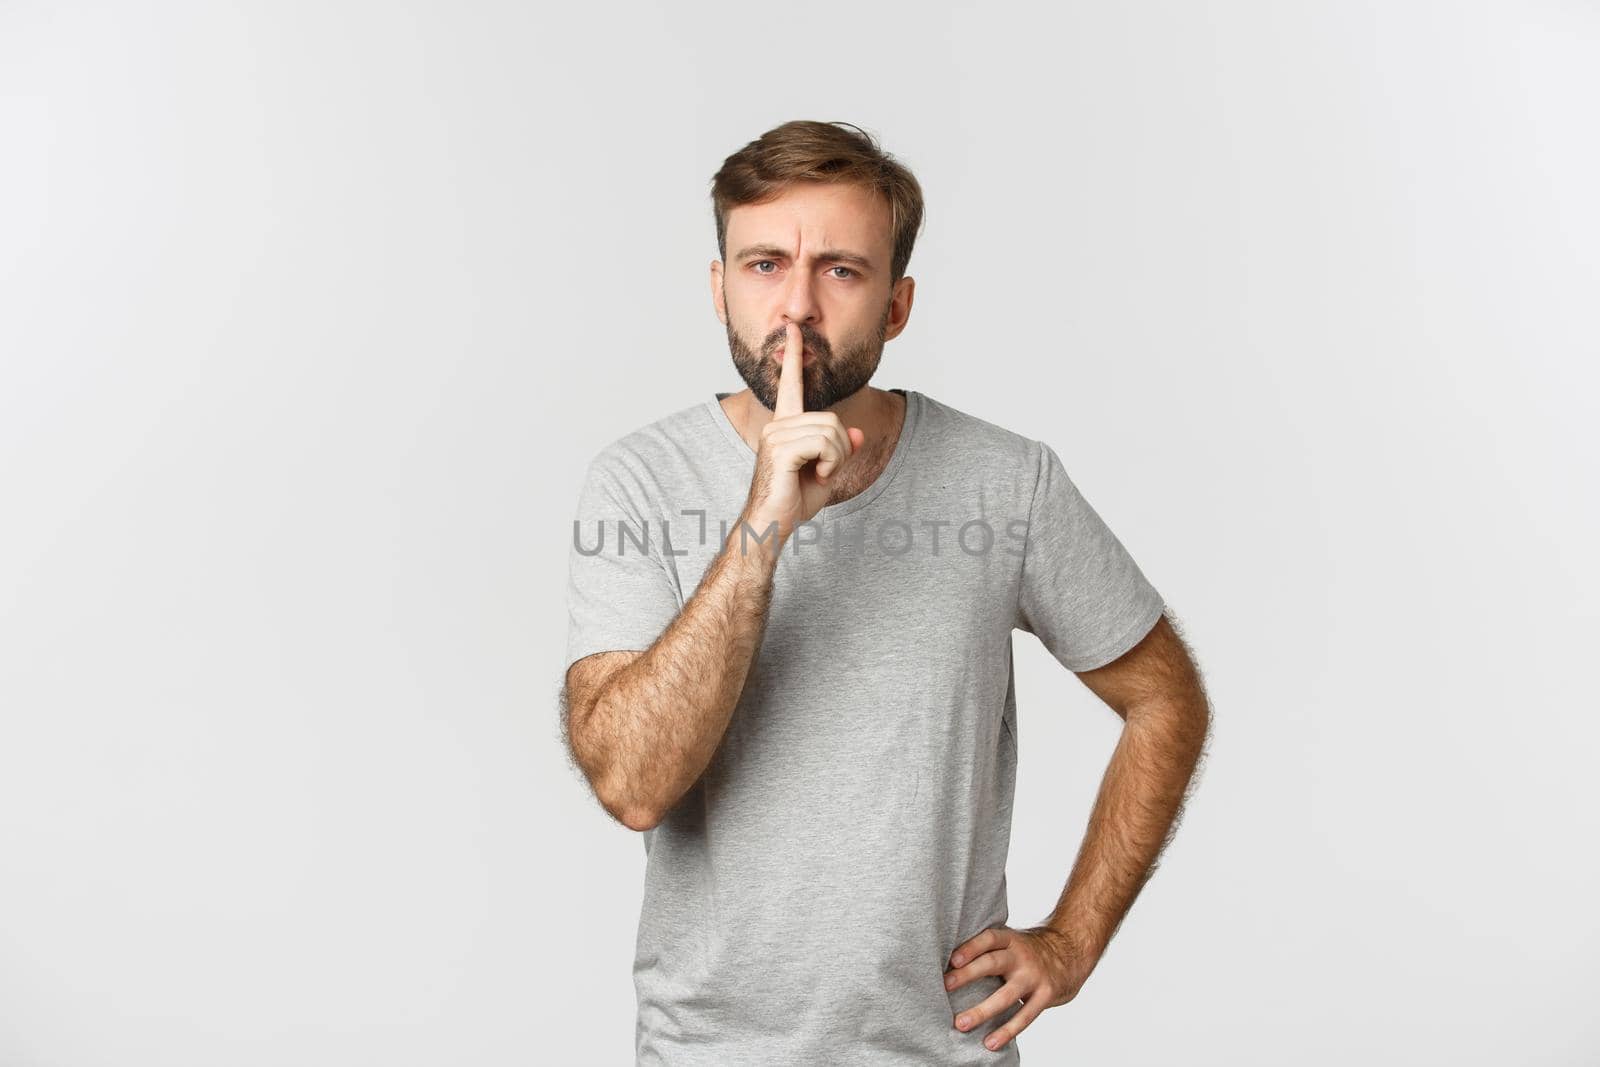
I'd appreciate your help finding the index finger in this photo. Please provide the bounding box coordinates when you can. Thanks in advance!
[775,322,804,418]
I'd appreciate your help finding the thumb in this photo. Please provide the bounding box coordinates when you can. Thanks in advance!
[848,427,865,451]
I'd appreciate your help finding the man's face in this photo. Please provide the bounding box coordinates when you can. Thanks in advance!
[712,181,907,413]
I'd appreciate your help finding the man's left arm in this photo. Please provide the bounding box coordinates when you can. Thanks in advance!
[944,611,1212,1051]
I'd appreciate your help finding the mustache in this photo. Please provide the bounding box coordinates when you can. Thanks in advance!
[764,327,830,357]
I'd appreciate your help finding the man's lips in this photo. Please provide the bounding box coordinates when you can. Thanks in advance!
[771,346,818,365]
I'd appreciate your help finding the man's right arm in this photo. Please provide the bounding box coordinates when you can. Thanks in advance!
[562,509,785,831]
[562,323,860,832]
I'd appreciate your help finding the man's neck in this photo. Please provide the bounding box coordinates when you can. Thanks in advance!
[723,384,903,457]
[721,385,907,509]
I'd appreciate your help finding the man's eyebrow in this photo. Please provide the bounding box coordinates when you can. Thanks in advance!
[733,244,875,271]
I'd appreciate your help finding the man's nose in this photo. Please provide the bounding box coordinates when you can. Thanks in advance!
[780,261,820,326]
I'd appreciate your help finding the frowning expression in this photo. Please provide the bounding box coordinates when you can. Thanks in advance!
[712,181,913,412]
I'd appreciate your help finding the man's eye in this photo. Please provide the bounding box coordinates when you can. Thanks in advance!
[750,261,854,279]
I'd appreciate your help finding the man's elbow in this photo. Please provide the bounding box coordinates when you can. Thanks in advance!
[617,804,661,833]
[598,779,660,832]
[570,708,662,833]
[1139,687,1212,766]
[581,752,660,832]
[1126,681,1211,743]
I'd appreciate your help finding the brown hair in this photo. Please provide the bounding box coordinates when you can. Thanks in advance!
[710,120,925,285]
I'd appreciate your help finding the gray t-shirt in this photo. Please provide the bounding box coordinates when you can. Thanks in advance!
[565,388,1165,1065]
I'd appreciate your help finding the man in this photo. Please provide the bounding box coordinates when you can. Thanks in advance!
[561,120,1211,1065]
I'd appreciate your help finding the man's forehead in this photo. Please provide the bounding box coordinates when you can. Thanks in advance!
[725,184,891,262]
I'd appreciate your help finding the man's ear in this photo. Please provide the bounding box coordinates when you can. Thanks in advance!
[710,260,727,325]
[883,275,915,342]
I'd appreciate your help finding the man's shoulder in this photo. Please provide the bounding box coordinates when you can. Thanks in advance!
[911,390,1046,470]
[582,396,718,475]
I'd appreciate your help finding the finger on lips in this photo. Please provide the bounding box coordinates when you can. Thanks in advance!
[775,322,804,419]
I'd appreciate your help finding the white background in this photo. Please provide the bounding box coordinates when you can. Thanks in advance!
[2,1,1596,1064]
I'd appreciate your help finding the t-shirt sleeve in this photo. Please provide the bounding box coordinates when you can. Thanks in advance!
[1014,440,1166,672]
[564,452,683,673]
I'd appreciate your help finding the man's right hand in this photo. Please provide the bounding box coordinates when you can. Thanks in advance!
[742,322,867,542]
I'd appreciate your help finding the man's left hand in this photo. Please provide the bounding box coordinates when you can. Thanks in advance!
[943,924,1095,1051]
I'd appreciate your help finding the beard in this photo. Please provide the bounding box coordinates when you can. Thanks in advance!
[725,296,891,413]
